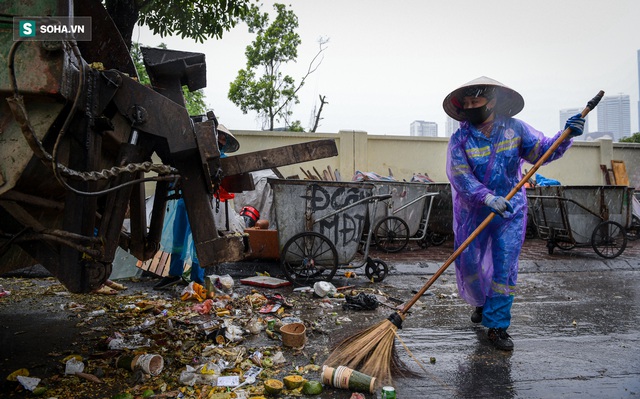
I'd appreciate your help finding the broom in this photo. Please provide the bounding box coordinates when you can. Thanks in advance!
[323,90,605,385]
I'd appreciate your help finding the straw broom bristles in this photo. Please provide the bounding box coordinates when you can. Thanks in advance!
[323,314,414,386]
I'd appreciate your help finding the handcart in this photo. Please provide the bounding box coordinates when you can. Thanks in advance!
[423,182,454,245]
[526,185,633,258]
[368,181,440,253]
[626,192,640,240]
[268,179,392,285]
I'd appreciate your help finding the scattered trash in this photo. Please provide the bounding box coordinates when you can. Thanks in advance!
[263,378,284,395]
[16,375,40,392]
[217,375,240,387]
[108,332,152,350]
[0,267,415,398]
[342,292,379,310]
[180,281,208,301]
[301,380,324,395]
[75,371,103,383]
[313,281,337,297]
[87,309,106,317]
[64,358,85,375]
[205,274,234,296]
[280,322,306,349]
[381,385,397,398]
[116,353,164,376]
[0,285,10,298]
[239,275,291,288]
[322,365,377,393]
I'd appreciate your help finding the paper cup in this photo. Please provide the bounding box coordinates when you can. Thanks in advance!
[136,354,164,376]
[280,322,306,349]
[116,353,164,376]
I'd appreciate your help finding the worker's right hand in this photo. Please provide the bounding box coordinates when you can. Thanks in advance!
[484,194,513,217]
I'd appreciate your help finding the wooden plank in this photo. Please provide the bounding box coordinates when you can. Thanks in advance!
[219,139,338,177]
[299,167,312,179]
[271,167,284,179]
[327,165,335,181]
[611,160,629,186]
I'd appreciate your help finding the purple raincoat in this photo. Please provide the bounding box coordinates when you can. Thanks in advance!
[446,116,572,308]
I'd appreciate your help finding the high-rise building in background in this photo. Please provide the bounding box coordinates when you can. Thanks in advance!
[560,108,590,140]
[597,94,631,141]
[410,120,438,137]
[445,116,460,137]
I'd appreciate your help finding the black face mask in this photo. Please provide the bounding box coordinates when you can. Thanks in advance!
[463,103,493,125]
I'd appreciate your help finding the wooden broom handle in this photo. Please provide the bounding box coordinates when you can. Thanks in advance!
[400,90,604,315]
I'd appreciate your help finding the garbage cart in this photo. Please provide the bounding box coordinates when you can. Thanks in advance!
[268,179,391,285]
[526,185,633,258]
[368,181,439,253]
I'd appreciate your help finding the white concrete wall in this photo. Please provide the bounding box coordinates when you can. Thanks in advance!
[230,130,640,189]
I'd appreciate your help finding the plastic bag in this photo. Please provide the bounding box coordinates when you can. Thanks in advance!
[180,282,207,302]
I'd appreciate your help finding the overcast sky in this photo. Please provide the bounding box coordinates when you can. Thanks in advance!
[136,0,640,137]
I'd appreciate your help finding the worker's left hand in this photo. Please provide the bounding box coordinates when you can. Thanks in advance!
[564,114,585,137]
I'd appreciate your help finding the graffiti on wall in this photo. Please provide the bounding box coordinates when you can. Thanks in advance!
[300,184,370,247]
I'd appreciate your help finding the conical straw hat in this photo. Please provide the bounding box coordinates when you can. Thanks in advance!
[443,76,524,121]
[217,124,239,153]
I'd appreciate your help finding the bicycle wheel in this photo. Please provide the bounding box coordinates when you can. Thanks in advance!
[374,216,409,253]
[364,258,388,282]
[281,232,338,285]
[591,221,627,259]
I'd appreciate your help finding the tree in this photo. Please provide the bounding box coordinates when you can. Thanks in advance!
[310,95,328,133]
[104,0,251,50]
[131,43,208,115]
[228,3,327,131]
[619,132,640,143]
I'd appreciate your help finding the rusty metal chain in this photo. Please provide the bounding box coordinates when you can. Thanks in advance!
[59,161,178,182]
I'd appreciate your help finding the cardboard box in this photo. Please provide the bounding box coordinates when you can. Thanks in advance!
[245,228,280,260]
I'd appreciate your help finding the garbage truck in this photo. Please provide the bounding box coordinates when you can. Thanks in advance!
[0,0,337,292]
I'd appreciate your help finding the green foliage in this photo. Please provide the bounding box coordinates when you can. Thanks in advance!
[131,42,208,116]
[104,0,252,50]
[619,132,640,143]
[137,0,251,43]
[288,120,304,132]
[228,3,305,130]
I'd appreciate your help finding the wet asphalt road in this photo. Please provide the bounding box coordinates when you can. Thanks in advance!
[1,237,639,398]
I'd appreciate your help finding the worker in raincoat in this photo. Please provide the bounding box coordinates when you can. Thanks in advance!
[443,76,585,350]
[154,124,240,290]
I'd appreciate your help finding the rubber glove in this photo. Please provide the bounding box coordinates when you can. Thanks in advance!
[564,113,585,137]
[484,194,513,217]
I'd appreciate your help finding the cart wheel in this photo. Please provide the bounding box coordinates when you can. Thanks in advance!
[429,231,447,246]
[365,258,388,282]
[281,232,338,285]
[374,216,409,253]
[417,237,429,249]
[591,221,627,259]
[547,241,555,255]
[556,241,576,251]
[625,215,640,241]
